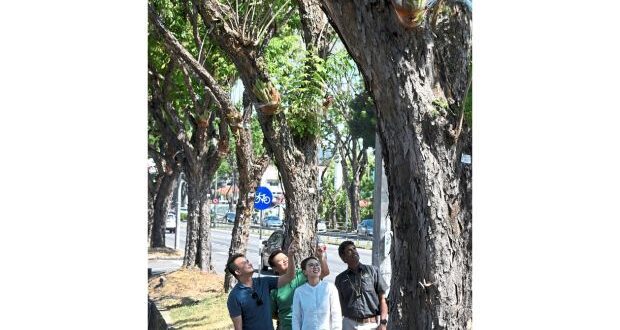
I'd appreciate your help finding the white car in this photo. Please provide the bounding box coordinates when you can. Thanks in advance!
[166,213,177,233]
[317,221,327,233]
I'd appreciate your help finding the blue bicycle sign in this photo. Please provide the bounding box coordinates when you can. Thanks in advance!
[254,186,273,211]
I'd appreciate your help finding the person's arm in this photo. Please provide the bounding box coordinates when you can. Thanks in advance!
[227,295,243,330]
[329,283,342,330]
[270,289,279,320]
[277,245,297,288]
[316,244,330,279]
[378,293,388,329]
[231,315,243,330]
[374,266,389,329]
[292,289,302,330]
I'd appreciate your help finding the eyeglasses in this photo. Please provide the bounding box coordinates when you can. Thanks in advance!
[251,290,263,306]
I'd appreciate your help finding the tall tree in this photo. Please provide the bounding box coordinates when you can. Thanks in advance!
[148,115,182,248]
[148,58,229,270]
[323,50,376,230]
[149,1,271,276]
[190,0,335,260]
[318,0,473,328]
[149,1,235,270]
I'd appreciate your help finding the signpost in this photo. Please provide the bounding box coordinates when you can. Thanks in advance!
[254,186,273,240]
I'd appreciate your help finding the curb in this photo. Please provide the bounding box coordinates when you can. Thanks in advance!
[148,298,173,330]
[148,256,184,261]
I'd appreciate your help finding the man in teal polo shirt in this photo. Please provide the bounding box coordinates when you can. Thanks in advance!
[269,244,330,330]
[226,247,297,330]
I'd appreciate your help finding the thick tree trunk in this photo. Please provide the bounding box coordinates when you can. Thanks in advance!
[278,152,320,259]
[255,115,321,261]
[224,97,269,292]
[147,178,157,246]
[183,176,214,272]
[151,172,178,248]
[319,1,472,329]
[182,146,224,272]
[381,107,472,329]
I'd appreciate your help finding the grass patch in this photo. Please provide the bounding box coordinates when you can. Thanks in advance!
[168,293,232,330]
[149,269,233,329]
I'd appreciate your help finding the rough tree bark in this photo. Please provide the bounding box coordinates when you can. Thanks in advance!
[147,191,155,246]
[152,171,178,247]
[318,1,473,329]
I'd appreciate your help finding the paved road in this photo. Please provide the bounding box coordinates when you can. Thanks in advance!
[150,221,372,284]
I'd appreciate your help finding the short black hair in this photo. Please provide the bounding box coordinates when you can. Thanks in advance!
[301,256,319,271]
[226,253,245,279]
[338,240,356,259]
[268,250,285,268]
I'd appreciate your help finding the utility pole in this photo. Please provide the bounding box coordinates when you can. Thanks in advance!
[372,134,391,295]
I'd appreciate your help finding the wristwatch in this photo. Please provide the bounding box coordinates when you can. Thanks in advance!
[380,319,388,325]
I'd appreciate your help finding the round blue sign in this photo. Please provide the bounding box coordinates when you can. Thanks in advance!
[254,186,273,210]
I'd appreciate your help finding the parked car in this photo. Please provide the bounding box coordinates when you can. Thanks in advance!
[166,213,177,233]
[263,215,283,228]
[357,219,374,236]
[223,212,236,223]
[317,220,327,233]
[259,230,284,271]
[213,203,231,220]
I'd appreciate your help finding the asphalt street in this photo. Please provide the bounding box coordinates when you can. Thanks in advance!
[149,221,372,284]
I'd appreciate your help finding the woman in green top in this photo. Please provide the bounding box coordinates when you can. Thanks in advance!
[269,244,330,330]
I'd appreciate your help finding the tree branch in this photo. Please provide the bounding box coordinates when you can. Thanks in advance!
[149,4,239,117]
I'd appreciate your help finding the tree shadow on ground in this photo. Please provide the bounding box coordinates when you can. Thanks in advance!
[164,297,202,309]
[170,315,207,329]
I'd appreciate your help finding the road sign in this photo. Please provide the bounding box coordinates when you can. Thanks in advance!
[213,198,219,204]
[254,186,273,211]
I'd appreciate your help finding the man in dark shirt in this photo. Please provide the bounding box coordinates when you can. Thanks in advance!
[335,241,388,330]
[226,247,296,330]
